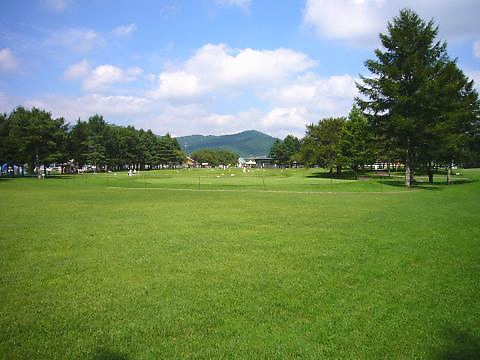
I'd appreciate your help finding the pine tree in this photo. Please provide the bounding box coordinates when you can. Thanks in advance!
[357,9,449,187]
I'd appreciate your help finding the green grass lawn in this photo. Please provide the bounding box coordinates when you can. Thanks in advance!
[1,168,479,359]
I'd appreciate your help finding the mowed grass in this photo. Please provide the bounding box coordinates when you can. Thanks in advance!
[0,168,479,359]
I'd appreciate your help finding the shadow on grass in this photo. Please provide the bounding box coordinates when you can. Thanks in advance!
[92,347,128,360]
[435,327,480,359]
[307,171,358,180]
[0,175,75,181]
[358,177,476,191]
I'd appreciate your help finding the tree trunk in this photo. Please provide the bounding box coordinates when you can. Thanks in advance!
[427,162,433,184]
[336,165,342,175]
[405,158,414,187]
[405,140,413,187]
[447,163,452,184]
[405,162,412,187]
[36,147,42,179]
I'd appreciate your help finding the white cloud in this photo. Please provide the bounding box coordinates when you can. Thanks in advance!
[64,62,143,91]
[24,94,151,121]
[41,0,71,12]
[113,23,136,37]
[83,65,125,91]
[0,48,19,72]
[304,0,480,45]
[19,42,359,137]
[46,28,99,52]
[260,107,310,136]
[265,72,357,105]
[474,41,480,59]
[304,0,385,44]
[151,72,205,99]
[151,43,316,99]
[63,60,91,80]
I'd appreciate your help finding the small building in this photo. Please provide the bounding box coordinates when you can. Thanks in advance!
[61,160,77,174]
[184,156,198,168]
[244,156,274,168]
[237,157,246,168]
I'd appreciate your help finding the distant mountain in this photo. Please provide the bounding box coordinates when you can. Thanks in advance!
[177,130,278,158]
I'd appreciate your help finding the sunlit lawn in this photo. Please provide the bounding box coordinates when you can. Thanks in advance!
[0,168,479,359]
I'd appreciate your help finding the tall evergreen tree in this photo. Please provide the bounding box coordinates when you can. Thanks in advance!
[356,9,449,186]
[8,107,67,178]
[68,119,90,168]
[426,60,480,183]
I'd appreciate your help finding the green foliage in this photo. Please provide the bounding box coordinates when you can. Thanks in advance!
[190,149,239,166]
[339,106,378,177]
[356,8,480,185]
[300,117,346,171]
[178,130,277,157]
[68,117,186,170]
[269,135,301,166]
[157,133,184,166]
[3,107,67,173]
[0,107,186,173]
[424,61,480,166]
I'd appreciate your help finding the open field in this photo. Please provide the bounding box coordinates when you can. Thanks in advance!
[1,168,479,359]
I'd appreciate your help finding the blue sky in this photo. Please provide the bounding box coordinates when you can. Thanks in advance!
[1,0,479,137]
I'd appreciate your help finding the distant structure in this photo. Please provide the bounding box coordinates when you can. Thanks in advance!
[244,156,274,168]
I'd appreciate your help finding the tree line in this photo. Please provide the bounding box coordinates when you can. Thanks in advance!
[269,9,480,186]
[190,149,239,167]
[0,107,185,178]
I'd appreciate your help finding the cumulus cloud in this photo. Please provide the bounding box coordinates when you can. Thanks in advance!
[24,94,151,121]
[151,43,316,99]
[64,61,143,91]
[304,0,480,45]
[21,42,359,137]
[113,23,136,37]
[54,43,359,137]
[151,72,205,100]
[46,28,99,52]
[260,107,310,136]
[304,0,385,44]
[63,60,91,80]
[0,48,19,72]
[264,72,357,105]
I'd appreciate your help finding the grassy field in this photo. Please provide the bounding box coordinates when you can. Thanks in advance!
[0,168,479,359]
